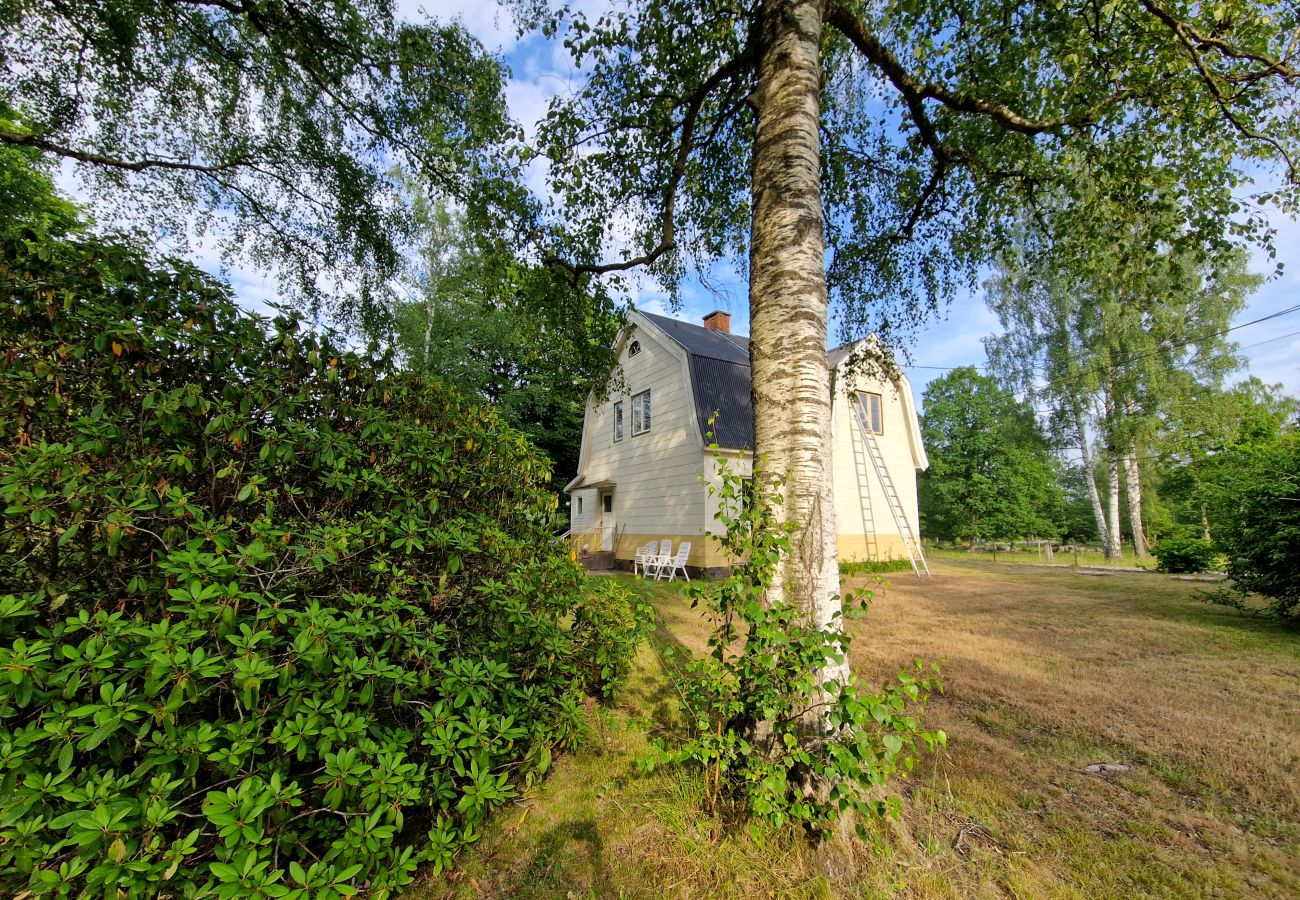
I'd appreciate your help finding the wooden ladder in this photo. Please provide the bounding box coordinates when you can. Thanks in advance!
[851,404,929,576]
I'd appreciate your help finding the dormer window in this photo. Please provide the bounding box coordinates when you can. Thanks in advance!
[628,340,642,357]
[857,391,884,434]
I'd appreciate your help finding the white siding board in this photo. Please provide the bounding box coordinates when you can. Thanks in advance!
[570,322,927,567]
[830,360,923,559]
[570,322,705,540]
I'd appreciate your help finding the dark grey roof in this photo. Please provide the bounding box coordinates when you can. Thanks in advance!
[640,313,861,451]
[689,356,754,449]
[642,312,753,449]
[642,312,749,364]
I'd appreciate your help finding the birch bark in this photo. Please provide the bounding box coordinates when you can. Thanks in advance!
[1105,452,1123,560]
[1122,450,1149,559]
[748,0,848,691]
[1073,408,1111,553]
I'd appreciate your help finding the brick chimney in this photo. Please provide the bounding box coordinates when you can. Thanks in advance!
[702,310,731,333]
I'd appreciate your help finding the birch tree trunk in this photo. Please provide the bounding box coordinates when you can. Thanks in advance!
[1122,449,1148,559]
[1105,451,1123,559]
[748,0,847,692]
[1100,372,1123,560]
[421,294,435,372]
[1073,408,1111,552]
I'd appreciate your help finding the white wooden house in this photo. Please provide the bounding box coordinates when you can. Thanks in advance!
[566,310,929,573]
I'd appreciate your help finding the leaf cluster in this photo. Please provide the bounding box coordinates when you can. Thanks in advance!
[919,367,1063,543]
[0,225,650,896]
[647,454,945,837]
[523,0,1297,344]
[1198,432,1300,618]
[1151,527,1219,574]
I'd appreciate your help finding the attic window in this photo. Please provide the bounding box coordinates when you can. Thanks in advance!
[628,340,642,357]
[857,391,884,434]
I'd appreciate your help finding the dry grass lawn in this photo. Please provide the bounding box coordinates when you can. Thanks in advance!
[412,560,1300,899]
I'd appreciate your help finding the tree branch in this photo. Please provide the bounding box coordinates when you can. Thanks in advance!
[825,2,1130,137]
[1138,0,1298,81]
[545,49,757,279]
[1136,0,1297,181]
[0,127,249,174]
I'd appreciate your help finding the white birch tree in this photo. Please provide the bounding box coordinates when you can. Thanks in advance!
[986,194,1261,559]
[516,0,1296,654]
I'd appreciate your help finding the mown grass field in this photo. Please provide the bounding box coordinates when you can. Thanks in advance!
[414,561,1300,899]
[923,545,1155,569]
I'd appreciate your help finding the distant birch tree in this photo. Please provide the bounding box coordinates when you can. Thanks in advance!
[985,191,1260,559]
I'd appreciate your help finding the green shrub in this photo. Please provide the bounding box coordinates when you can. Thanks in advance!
[1151,528,1218,574]
[0,229,649,897]
[649,461,944,837]
[839,558,913,576]
[1205,435,1300,619]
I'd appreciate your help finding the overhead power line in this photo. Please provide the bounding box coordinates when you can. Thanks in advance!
[903,302,1300,377]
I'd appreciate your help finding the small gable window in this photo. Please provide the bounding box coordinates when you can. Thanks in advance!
[632,389,652,435]
[576,496,583,515]
[857,391,884,434]
[613,401,624,442]
[628,340,642,357]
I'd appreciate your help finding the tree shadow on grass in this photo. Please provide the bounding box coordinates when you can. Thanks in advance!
[616,581,706,742]
[498,817,616,899]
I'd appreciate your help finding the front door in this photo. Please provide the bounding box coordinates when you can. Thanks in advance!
[599,491,614,551]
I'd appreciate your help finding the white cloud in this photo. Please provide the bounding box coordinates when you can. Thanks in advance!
[396,1,522,51]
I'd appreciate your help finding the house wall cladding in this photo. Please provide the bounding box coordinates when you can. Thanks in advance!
[581,325,706,559]
[570,312,927,572]
[831,369,922,564]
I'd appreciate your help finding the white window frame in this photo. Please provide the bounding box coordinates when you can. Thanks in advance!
[613,401,624,442]
[858,391,884,434]
[631,389,652,436]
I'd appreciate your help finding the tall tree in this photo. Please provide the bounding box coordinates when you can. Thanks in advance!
[1157,377,1300,538]
[0,112,78,238]
[516,0,1297,685]
[393,190,622,493]
[0,0,517,325]
[985,195,1260,560]
[919,367,1061,545]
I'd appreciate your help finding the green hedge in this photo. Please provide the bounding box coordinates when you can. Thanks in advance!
[1206,435,1300,619]
[0,230,647,897]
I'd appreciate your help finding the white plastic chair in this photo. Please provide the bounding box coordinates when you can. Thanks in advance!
[633,541,657,577]
[643,539,672,579]
[655,541,691,582]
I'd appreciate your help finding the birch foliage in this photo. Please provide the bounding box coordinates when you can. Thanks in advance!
[0,0,519,325]
[985,196,1261,558]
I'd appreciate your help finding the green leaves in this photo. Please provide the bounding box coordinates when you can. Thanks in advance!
[1,2,515,319]
[919,367,1063,543]
[654,458,944,834]
[0,223,650,896]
